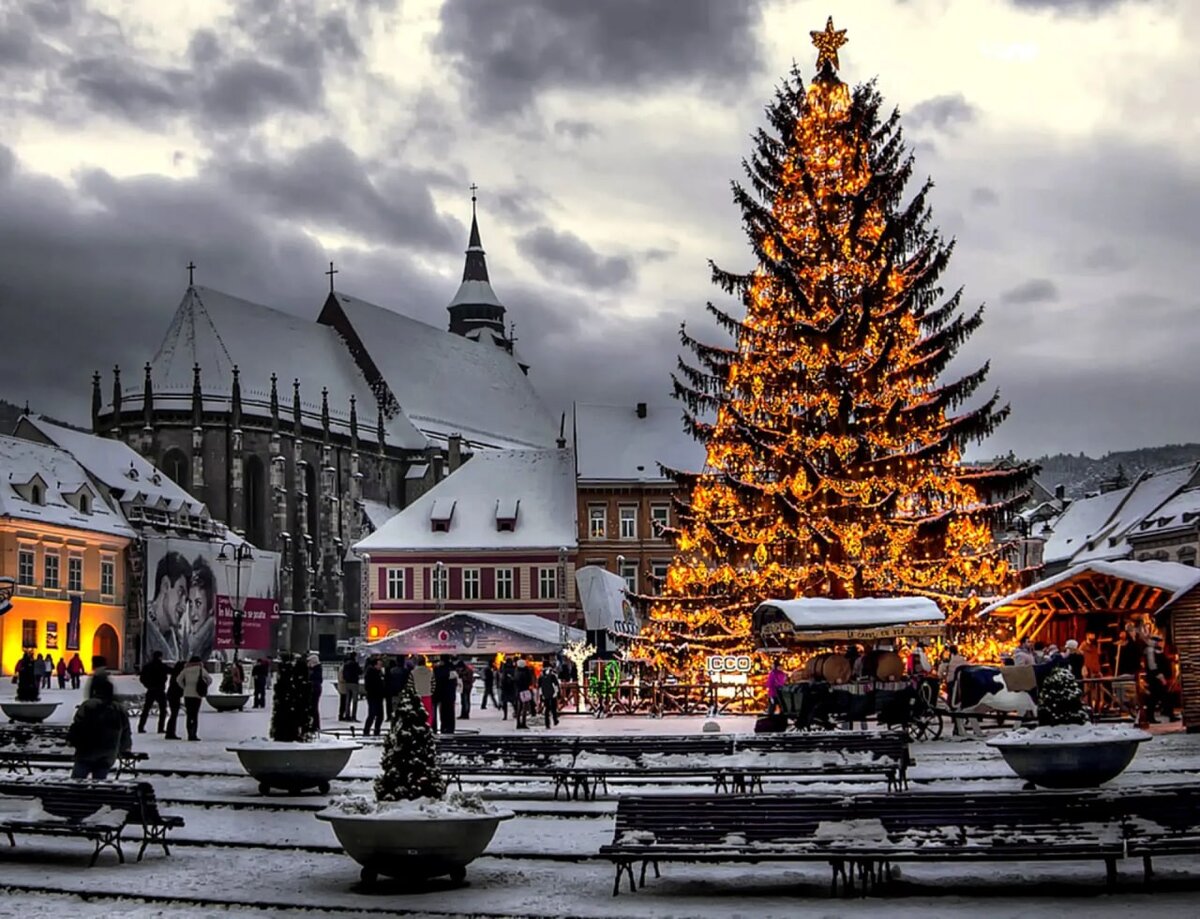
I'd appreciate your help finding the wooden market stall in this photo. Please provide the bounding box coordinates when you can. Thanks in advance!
[980,559,1200,730]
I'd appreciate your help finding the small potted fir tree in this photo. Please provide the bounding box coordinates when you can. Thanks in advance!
[206,661,251,712]
[2,652,59,723]
[228,653,360,794]
[317,683,512,886]
[989,666,1151,788]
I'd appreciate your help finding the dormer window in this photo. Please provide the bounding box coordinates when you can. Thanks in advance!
[79,493,90,514]
[430,498,456,533]
[496,498,519,532]
[126,462,139,481]
[30,484,42,505]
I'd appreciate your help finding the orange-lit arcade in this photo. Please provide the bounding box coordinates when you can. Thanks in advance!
[0,435,133,675]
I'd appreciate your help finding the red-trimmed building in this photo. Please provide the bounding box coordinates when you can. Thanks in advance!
[354,445,579,639]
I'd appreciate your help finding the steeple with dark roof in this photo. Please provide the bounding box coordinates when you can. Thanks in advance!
[447,187,509,348]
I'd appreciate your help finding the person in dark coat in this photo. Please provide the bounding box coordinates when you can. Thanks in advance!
[307,654,323,732]
[500,659,517,721]
[362,657,386,736]
[432,654,458,735]
[164,660,186,740]
[482,659,498,710]
[68,677,132,779]
[384,658,406,721]
[458,661,475,720]
[138,650,171,734]
[14,650,39,701]
[538,663,561,728]
[251,658,270,708]
[339,654,362,721]
[67,653,85,690]
[514,659,534,729]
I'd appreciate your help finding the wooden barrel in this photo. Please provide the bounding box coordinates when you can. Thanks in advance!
[862,650,904,681]
[795,653,852,685]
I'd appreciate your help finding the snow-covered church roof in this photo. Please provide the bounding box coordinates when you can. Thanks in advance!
[143,286,427,451]
[326,292,556,451]
[573,402,706,482]
[355,447,577,553]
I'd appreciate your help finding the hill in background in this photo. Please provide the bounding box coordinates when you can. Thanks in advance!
[1018,444,1200,500]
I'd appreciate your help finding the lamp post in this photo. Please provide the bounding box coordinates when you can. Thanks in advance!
[217,541,254,664]
[557,546,569,646]
[434,561,446,614]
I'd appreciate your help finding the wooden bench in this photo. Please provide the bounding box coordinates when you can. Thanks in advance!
[1122,786,1200,886]
[600,791,1125,897]
[0,778,184,866]
[0,725,147,778]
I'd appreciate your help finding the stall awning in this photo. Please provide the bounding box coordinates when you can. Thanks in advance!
[979,560,1200,619]
[575,565,641,638]
[362,611,584,656]
[753,597,944,644]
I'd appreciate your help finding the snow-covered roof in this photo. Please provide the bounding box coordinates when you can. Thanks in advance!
[141,286,427,450]
[22,416,205,516]
[980,559,1200,618]
[448,279,503,309]
[1129,487,1200,541]
[329,293,556,450]
[355,447,577,552]
[756,597,945,630]
[0,435,135,538]
[573,402,706,482]
[360,498,399,532]
[1043,465,1199,567]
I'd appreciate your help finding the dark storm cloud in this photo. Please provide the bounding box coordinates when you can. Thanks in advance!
[434,0,765,116]
[907,94,978,133]
[199,60,312,125]
[553,119,599,141]
[65,57,189,123]
[517,226,634,289]
[1002,278,1059,304]
[212,139,462,252]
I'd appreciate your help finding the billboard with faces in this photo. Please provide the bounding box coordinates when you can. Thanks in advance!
[144,537,279,663]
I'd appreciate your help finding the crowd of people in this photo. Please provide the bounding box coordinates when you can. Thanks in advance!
[10,652,87,691]
[332,652,573,736]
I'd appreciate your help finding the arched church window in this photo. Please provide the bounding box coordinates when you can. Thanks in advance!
[245,455,266,548]
[305,462,319,540]
[163,448,189,487]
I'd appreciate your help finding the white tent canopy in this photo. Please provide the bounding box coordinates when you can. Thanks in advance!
[758,597,944,630]
[361,611,584,657]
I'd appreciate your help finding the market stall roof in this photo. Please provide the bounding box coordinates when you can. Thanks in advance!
[979,560,1200,620]
[361,611,584,656]
[753,597,944,644]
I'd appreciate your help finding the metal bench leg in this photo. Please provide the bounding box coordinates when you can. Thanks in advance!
[1143,855,1153,888]
[612,861,636,897]
[1105,857,1117,890]
[89,830,124,867]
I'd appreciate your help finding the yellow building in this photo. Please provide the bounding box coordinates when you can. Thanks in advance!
[0,434,133,676]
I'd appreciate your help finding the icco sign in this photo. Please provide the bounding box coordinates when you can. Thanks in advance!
[705,655,753,674]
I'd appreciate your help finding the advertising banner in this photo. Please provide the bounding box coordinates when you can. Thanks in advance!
[214,596,280,652]
[66,596,81,651]
[145,537,280,662]
[575,565,641,637]
[45,621,58,650]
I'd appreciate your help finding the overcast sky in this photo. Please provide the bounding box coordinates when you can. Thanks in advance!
[0,0,1196,459]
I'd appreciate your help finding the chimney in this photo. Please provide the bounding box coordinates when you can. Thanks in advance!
[1054,484,1065,503]
[636,402,647,419]
[448,434,462,472]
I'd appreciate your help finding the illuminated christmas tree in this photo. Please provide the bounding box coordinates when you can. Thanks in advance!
[642,19,1032,674]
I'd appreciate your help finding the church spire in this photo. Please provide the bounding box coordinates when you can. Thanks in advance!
[447,184,509,347]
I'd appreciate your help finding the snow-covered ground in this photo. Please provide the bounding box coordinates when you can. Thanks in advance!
[2,681,1200,918]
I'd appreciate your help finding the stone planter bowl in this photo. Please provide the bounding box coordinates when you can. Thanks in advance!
[206,693,251,712]
[229,741,361,795]
[316,810,513,886]
[1,701,60,724]
[988,731,1151,788]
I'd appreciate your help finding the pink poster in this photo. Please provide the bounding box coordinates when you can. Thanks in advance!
[214,596,280,651]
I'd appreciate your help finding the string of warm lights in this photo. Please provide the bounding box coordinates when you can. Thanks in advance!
[637,19,1031,677]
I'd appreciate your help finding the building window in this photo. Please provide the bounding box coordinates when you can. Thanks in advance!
[463,568,480,600]
[588,505,607,539]
[495,567,514,600]
[100,559,115,598]
[650,561,670,595]
[78,493,90,514]
[538,567,558,600]
[163,449,189,488]
[22,619,37,648]
[620,561,639,594]
[30,484,42,506]
[67,556,83,593]
[619,506,637,540]
[386,568,406,600]
[245,455,266,548]
[44,552,60,590]
[18,549,35,587]
[650,504,670,536]
[431,566,448,600]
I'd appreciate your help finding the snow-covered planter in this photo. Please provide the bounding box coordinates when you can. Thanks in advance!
[228,737,361,795]
[317,792,512,885]
[316,683,511,886]
[1,701,59,724]
[989,724,1152,788]
[229,653,358,794]
[206,692,251,713]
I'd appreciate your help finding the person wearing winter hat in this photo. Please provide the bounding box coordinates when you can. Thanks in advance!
[1064,639,1084,679]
